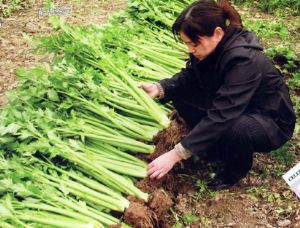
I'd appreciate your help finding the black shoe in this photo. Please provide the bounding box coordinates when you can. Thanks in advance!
[207,178,234,190]
[207,171,245,190]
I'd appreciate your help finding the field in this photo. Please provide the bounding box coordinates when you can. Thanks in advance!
[0,0,299,227]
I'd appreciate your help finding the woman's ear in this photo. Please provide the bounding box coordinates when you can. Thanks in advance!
[213,27,225,42]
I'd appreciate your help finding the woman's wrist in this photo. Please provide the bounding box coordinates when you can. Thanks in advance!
[154,82,165,99]
[174,143,193,160]
[169,149,183,163]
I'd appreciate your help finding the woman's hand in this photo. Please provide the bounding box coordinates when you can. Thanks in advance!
[147,149,183,180]
[138,82,160,99]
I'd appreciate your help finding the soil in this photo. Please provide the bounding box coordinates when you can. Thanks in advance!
[0,0,126,106]
[1,1,300,228]
[123,189,173,227]
[124,201,155,227]
[124,115,300,227]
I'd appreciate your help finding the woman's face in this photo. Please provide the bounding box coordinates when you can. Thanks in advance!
[179,27,224,60]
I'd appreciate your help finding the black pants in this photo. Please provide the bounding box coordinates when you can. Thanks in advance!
[172,91,272,183]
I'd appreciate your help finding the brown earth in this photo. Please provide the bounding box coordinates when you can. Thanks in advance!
[123,189,173,227]
[124,201,155,227]
[0,0,126,106]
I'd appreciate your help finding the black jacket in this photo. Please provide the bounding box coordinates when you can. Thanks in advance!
[159,27,296,155]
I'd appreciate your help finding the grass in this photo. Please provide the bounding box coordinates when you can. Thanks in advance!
[0,0,35,17]
[244,19,289,39]
[194,180,217,201]
[271,143,294,166]
[170,209,212,227]
[234,0,300,16]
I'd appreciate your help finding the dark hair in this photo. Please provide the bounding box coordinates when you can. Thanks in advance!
[172,0,243,43]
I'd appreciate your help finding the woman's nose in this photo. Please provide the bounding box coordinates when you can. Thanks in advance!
[188,46,195,54]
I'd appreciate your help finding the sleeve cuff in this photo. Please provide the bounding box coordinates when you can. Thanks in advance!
[155,82,165,99]
[174,143,193,160]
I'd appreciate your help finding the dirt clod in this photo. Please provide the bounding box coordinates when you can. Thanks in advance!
[124,189,174,227]
[108,225,122,228]
[150,111,190,160]
[123,202,156,228]
[149,189,173,218]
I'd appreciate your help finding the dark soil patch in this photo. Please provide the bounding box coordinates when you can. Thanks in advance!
[150,110,190,160]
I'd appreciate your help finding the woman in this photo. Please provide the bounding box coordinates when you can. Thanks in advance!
[139,0,296,189]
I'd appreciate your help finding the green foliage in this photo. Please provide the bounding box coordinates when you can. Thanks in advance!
[246,185,268,198]
[182,213,200,225]
[43,0,53,10]
[194,180,207,201]
[246,186,283,203]
[269,142,296,178]
[170,209,211,227]
[258,0,299,16]
[266,192,282,203]
[234,0,300,16]
[265,46,297,66]
[170,208,183,228]
[288,71,300,90]
[273,164,285,178]
[294,96,300,114]
[271,143,294,166]
[264,46,299,89]
[244,19,289,39]
[170,209,201,227]
[260,164,270,179]
[1,1,195,226]
[194,180,217,201]
[0,0,35,17]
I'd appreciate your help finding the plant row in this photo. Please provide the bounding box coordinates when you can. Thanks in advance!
[0,0,192,227]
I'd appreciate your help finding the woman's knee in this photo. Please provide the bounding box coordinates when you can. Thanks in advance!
[223,115,271,152]
[223,116,254,145]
